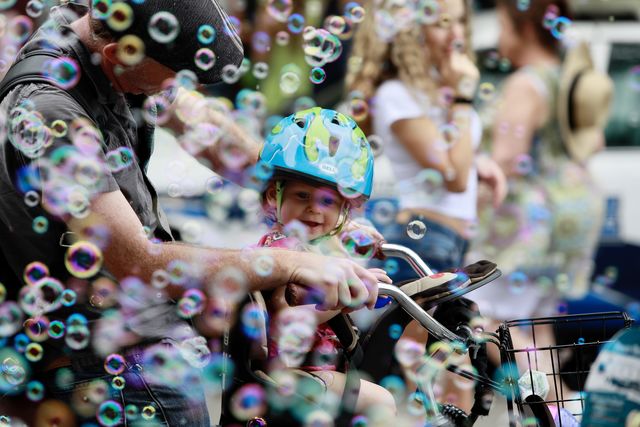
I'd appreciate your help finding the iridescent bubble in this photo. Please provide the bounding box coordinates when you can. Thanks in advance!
[8,15,33,45]
[32,216,48,234]
[24,190,40,208]
[341,229,376,260]
[0,352,28,389]
[388,323,402,339]
[111,375,125,390]
[67,313,88,327]
[143,94,172,125]
[91,0,112,19]
[517,0,530,11]
[65,324,90,350]
[0,302,23,337]
[293,96,317,112]
[221,64,241,84]
[124,404,139,420]
[439,122,460,148]
[508,271,528,294]
[478,82,496,101]
[25,342,44,362]
[141,405,156,420]
[497,57,512,73]
[177,288,206,318]
[26,380,44,401]
[24,316,49,342]
[241,303,266,339]
[48,320,65,339]
[97,400,124,426]
[42,57,80,90]
[148,11,180,44]
[23,261,48,285]
[230,384,266,421]
[107,1,134,32]
[25,0,44,18]
[406,220,427,240]
[197,24,216,45]
[384,259,399,276]
[65,241,103,279]
[280,70,301,95]
[351,415,368,427]
[104,353,126,375]
[254,255,274,277]
[247,417,268,427]
[325,15,346,35]
[305,410,334,426]
[252,31,271,54]
[309,67,326,84]
[275,31,290,46]
[348,98,369,122]
[195,48,216,71]
[287,13,305,34]
[116,34,145,66]
[514,153,533,175]
[167,259,191,286]
[205,176,225,195]
[61,289,77,307]
[345,2,366,23]
[20,277,65,315]
[551,16,572,40]
[253,62,269,79]
[267,0,293,23]
[394,338,425,368]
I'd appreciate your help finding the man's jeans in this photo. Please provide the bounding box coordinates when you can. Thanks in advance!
[38,343,210,426]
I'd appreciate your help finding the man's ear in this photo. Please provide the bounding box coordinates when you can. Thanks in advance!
[102,42,121,66]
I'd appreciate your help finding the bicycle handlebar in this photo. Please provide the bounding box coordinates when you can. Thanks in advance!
[380,243,434,277]
[377,283,466,348]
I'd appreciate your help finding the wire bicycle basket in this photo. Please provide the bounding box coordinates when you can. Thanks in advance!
[497,311,634,426]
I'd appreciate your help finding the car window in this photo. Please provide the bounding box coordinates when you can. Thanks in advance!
[605,43,640,147]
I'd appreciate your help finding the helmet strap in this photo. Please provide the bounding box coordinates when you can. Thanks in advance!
[275,180,285,225]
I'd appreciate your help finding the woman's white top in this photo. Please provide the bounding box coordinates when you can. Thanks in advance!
[372,79,482,221]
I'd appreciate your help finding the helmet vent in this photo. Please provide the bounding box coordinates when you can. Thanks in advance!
[295,118,306,128]
[329,135,339,156]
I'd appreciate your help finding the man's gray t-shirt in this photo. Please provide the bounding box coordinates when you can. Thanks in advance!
[0,5,188,363]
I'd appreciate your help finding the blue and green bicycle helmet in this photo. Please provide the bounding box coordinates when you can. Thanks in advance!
[258,107,375,234]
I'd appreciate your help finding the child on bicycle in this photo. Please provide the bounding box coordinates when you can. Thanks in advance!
[254,107,396,417]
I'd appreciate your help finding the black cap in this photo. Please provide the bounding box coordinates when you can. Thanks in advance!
[96,0,244,84]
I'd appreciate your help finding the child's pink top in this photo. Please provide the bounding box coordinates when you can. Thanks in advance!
[258,231,342,372]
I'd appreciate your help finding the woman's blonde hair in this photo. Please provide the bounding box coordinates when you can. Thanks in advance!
[345,0,473,127]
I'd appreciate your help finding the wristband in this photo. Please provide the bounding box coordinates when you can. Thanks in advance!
[453,97,473,104]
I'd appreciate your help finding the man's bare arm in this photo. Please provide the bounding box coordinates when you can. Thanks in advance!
[68,191,379,310]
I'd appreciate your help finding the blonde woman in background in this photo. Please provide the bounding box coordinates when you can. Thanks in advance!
[345,0,506,414]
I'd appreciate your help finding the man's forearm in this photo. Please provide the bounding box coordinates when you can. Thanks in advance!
[105,240,294,299]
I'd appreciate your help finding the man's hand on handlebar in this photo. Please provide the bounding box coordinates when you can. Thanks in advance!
[286,251,380,311]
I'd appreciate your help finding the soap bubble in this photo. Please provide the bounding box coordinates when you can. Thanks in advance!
[309,67,326,84]
[406,220,427,240]
[148,11,180,44]
[65,241,103,279]
[267,0,293,23]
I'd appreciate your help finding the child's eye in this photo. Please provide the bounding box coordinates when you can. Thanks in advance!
[296,192,310,200]
[320,197,336,206]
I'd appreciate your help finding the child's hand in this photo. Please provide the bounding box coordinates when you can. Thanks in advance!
[368,268,392,284]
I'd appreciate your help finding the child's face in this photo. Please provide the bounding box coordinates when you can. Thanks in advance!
[279,181,345,239]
